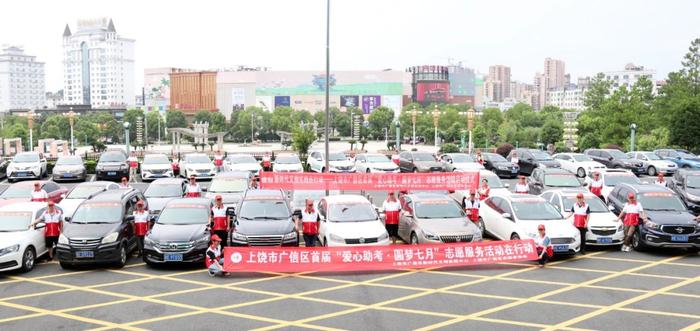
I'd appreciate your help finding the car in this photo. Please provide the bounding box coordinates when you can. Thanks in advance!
[229,189,298,246]
[318,195,390,247]
[654,149,700,169]
[585,149,645,175]
[479,194,581,255]
[224,154,262,176]
[0,202,56,272]
[272,153,304,173]
[481,152,519,178]
[143,198,212,265]
[58,181,120,218]
[607,184,699,252]
[0,181,67,208]
[527,168,584,195]
[95,151,129,181]
[0,157,10,179]
[57,188,145,268]
[354,153,399,173]
[143,178,187,215]
[140,154,175,181]
[52,155,87,182]
[584,169,642,201]
[669,169,700,215]
[397,193,482,244]
[179,153,215,179]
[552,153,606,178]
[204,171,251,209]
[627,151,677,176]
[398,151,444,173]
[307,151,355,173]
[290,189,340,212]
[541,190,624,246]
[439,153,485,172]
[450,169,511,205]
[6,152,47,182]
[508,149,560,176]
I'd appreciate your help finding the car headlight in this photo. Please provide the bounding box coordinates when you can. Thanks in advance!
[422,229,439,241]
[0,244,20,257]
[497,166,508,170]
[644,220,661,230]
[378,232,389,241]
[329,233,345,242]
[527,232,538,238]
[617,224,624,232]
[119,164,128,170]
[194,235,210,245]
[58,234,69,245]
[282,232,297,240]
[186,167,194,172]
[101,232,119,244]
[231,231,247,241]
[539,164,548,168]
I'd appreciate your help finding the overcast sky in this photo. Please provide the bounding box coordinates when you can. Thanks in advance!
[1,0,698,92]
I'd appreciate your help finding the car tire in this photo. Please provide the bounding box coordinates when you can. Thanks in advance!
[631,230,645,251]
[19,246,36,272]
[115,244,127,268]
[577,168,586,178]
[688,247,699,254]
[413,168,418,173]
[682,164,691,169]
[510,233,520,240]
[322,237,328,247]
[476,218,486,236]
[59,261,73,269]
[410,233,419,245]
[647,166,657,176]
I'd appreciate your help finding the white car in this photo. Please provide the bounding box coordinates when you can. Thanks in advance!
[307,151,355,173]
[627,151,678,176]
[140,154,174,181]
[179,153,215,179]
[7,152,47,182]
[584,169,642,201]
[552,153,606,178]
[439,153,485,172]
[0,202,54,272]
[318,195,390,247]
[450,169,511,206]
[144,178,187,214]
[204,172,251,209]
[273,154,304,173]
[541,189,624,246]
[58,181,120,218]
[354,153,399,173]
[479,193,581,255]
[224,154,262,176]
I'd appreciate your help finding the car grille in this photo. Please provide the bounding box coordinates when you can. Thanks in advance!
[196,169,211,174]
[661,225,695,235]
[430,167,442,172]
[156,241,194,252]
[591,228,617,236]
[336,166,353,171]
[247,235,284,246]
[69,238,101,248]
[344,237,379,245]
[440,235,474,243]
[150,169,169,174]
[551,237,575,244]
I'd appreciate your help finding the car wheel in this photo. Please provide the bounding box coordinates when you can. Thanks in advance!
[322,237,328,247]
[682,164,691,169]
[577,167,586,178]
[510,233,520,240]
[366,169,371,173]
[476,218,486,236]
[321,168,326,173]
[688,247,699,254]
[19,246,36,272]
[647,166,657,176]
[631,230,645,251]
[59,261,73,269]
[115,244,127,268]
[413,168,418,173]
[410,233,419,245]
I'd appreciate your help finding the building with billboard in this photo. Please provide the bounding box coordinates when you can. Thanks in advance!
[144,68,176,112]
[447,63,475,106]
[169,70,217,116]
[407,65,450,105]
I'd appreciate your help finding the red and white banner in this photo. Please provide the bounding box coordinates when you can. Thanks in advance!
[223,240,537,273]
[259,172,479,191]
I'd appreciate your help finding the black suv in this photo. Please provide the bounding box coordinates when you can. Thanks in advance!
[508,148,560,176]
[481,153,519,178]
[57,189,146,268]
[607,184,699,252]
[528,168,584,195]
[96,151,130,181]
[585,149,644,175]
[669,169,700,215]
[229,189,299,246]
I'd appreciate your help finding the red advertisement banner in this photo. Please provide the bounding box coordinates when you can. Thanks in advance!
[259,172,479,191]
[223,240,537,273]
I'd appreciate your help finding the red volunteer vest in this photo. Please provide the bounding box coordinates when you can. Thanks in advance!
[383,200,400,225]
[515,183,529,194]
[186,184,201,198]
[572,203,589,228]
[31,198,47,202]
[212,206,228,231]
[263,157,271,168]
[205,246,221,268]
[464,199,480,222]
[589,180,603,196]
[623,203,641,226]
[214,156,224,166]
[42,211,62,237]
[133,210,149,236]
[128,157,138,168]
[479,187,490,201]
[301,210,319,235]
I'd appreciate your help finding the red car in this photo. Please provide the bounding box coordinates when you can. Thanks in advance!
[0,180,68,208]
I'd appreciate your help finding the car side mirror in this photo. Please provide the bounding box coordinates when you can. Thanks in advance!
[64,217,71,223]
[201,187,208,192]
[609,157,614,161]
[501,213,512,220]
[504,183,510,188]
[125,215,135,222]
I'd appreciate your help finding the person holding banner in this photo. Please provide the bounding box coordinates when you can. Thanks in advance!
[211,195,230,247]
[127,152,139,183]
[262,152,272,171]
[617,193,647,252]
[214,150,225,173]
[589,172,604,199]
[566,193,590,255]
[30,182,48,202]
[298,199,320,247]
[478,179,490,201]
[382,192,401,244]
[132,200,149,257]
[514,176,529,194]
[535,224,553,267]
[29,200,63,261]
[186,176,201,198]
[462,190,480,223]
[206,234,226,277]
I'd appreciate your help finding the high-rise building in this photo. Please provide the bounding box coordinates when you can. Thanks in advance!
[0,46,46,112]
[604,63,656,91]
[62,18,135,108]
[533,72,546,110]
[486,65,510,102]
[544,58,566,90]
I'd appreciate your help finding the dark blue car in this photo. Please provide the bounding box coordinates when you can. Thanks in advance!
[654,149,700,169]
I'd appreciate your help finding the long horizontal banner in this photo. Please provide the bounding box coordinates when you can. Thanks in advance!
[259,171,479,191]
[223,240,537,273]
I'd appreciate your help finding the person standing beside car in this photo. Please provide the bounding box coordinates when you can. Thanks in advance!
[127,152,139,183]
[617,193,647,252]
[535,224,552,268]
[479,179,490,200]
[462,190,480,223]
[654,172,667,187]
[186,176,201,198]
[132,200,149,257]
[119,177,132,189]
[510,151,519,167]
[29,200,63,261]
[566,193,590,255]
[262,152,272,171]
[211,195,230,247]
[382,192,401,244]
[298,199,320,247]
[589,172,604,200]
[214,150,225,173]
[514,176,529,194]
[30,182,48,202]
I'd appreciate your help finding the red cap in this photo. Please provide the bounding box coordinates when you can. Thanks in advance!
[628,193,636,199]
[121,176,127,181]
[34,182,40,186]
[593,172,600,176]
[47,200,55,206]
[388,191,395,195]
[470,189,476,195]
[211,234,221,242]
[576,193,584,198]
[215,195,223,200]
[400,190,408,194]
[136,200,145,206]
[538,224,545,231]
[518,175,525,179]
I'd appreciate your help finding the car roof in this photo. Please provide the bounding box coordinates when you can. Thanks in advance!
[227,153,254,158]
[507,194,545,202]
[244,189,285,199]
[90,188,136,201]
[541,168,574,175]
[57,155,82,159]
[0,202,51,213]
[618,183,670,194]
[360,153,388,157]
[444,153,468,156]
[213,171,251,179]
[185,153,208,157]
[408,193,452,201]
[164,198,210,208]
[322,195,370,204]
[151,178,186,185]
[276,153,299,157]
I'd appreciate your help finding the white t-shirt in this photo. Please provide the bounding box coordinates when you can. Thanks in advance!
[133,210,149,223]
[186,184,201,193]
[590,179,604,189]
[623,202,644,214]
[301,209,319,223]
[31,190,48,200]
[211,205,227,218]
[382,200,401,212]
[515,183,529,193]
[654,180,667,187]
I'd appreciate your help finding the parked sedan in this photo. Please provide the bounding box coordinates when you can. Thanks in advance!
[0,202,54,272]
[397,193,482,244]
[204,171,251,209]
[224,154,262,176]
[318,195,390,247]
[669,169,700,214]
[481,153,519,178]
[7,152,47,182]
[140,154,174,181]
[654,149,700,169]
[627,151,677,176]
[179,153,215,179]
[308,151,355,173]
[552,153,606,178]
[439,153,484,172]
[272,154,304,173]
[527,168,584,195]
[230,189,298,246]
[585,149,645,175]
[398,151,444,173]
[95,151,129,181]
[508,149,560,175]
[0,181,67,208]
[52,155,87,182]
[144,178,187,215]
[58,181,120,218]
[354,153,399,173]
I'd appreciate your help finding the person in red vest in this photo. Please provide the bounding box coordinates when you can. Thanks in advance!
[589,172,604,200]
[186,176,201,198]
[566,193,590,255]
[30,182,48,202]
[535,224,552,268]
[30,200,63,260]
[297,198,320,247]
[206,234,225,277]
[514,176,529,194]
[262,152,272,171]
[210,195,230,247]
[127,152,139,183]
[132,200,149,257]
[617,193,647,252]
[382,191,401,244]
[214,150,225,173]
[462,190,480,223]
[119,177,132,189]
[478,179,490,200]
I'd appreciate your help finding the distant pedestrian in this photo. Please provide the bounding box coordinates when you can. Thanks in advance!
[475,151,484,165]
[214,150,225,173]
[618,193,647,252]
[206,234,226,277]
[132,200,149,257]
[535,224,553,267]
[383,191,401,244]
[29,200,63,261]
[119,177,132,189]
[566,193,590,255]
[478,179,490,200]
[250,177,259,190]
[510,151,519,167]
[128,152,139,183]
[262,152,272,171]
[30,182,48,202]
[515,176,529,194]
[186,176,201,198]
[589,172,604,199]
[298,199,320,247]
[654,172,667,187]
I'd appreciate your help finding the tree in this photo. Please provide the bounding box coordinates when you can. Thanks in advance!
[166,110,187,129]
[583,73,612,110]
[660,38,700,150]
[367,106,394,139]
[439,143,460,153]
[209,113,227,133]
[291,126,316,158]
[193,110,212,124]
[145,111,165,142]
[74,118,100,149]
[39,115,70,140]
[541,119,564,145]
[271,106,294,133]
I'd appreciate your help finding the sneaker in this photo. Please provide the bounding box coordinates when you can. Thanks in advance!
[620,245,627,252]
[208,270,216,277]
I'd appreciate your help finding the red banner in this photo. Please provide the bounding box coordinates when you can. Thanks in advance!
[223,240,537,273]
[259,172,479,191]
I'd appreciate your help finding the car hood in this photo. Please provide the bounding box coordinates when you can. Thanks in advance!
[229,164,262,172]
[54,165,84,172]
[620,159,643,166]
[146,197,180,213]
[235,219,295,236]
[63,222,121,239]
[274,163,303,171]
[414,161,443,168]
[325,219,386,238]
[0,198,27,207]
[492,161,516,168]
[685,187,700,198]
[648,160,677,167]
[205,192,243,206]
[586,212,620,227]
[536,160,560,168]
[645,210,696,225]
[416,217,480,235]
[141,164,172,171]
[185,163,214,169]
[577,161,605,168]
[521,219,576,238]
[58,199,84,218]
[149,223,208,242]
[9,162,40,168]
[98,161,126,167]
[453,162,485,170]
[0,230,33,245]
[366,162,398,170]
[329,160,354,168]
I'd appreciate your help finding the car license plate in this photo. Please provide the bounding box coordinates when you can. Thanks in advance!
[164,253,183,262]
[76,251,94,258]
[63,173,74,178]
[511,169,518,173]
[596,237,613,244]
[553,245,569,252]
[671,235,688,242]
[17,172,27,177]
[107,171,116,176]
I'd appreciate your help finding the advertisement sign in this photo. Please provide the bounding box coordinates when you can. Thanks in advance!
[274,96,291,108]
[259,172,479,191]
[382,95,402,114]
[417,82,450,103]
[223,240,538,273]
[231,88,246,111]
[362,95,381,114]
[256,96,274,111]
[340,95,359,108]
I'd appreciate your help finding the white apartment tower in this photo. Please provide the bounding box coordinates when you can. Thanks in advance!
[62,18,135,107]
[0,46,46,112]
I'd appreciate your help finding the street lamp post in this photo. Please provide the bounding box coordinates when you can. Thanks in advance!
[411,106,417,146]
[27,111,35,152]
[432,105,440,147]
[323,0,331,196]
[395,121,401,152]
[630,123,637,152]
[123,122,131,155]
[67,110,76,154]
[251,111,255,144]
[467,108,475,155]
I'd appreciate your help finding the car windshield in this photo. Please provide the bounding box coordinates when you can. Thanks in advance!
[415,200,463,218]
[512,200,562,220]
[329,202,376,222]
[292,190,339,209]
[99,153,125,162]
[608,150,629,159]
[451,154,474,163]
[71,202,122,223]
[638,193,687,212]
[157,205,209,225]
[572,154,592,162]
[487,154,508,162]
[56,157,83,165]
[679,152,698,159]
[209,178,248,193]
[686,176,700,189]
[482,174,505,188]
[144,184,183,198]
[67,185,105,199]
[238,200,290,220]
[563,197,609,213]
[13,154,39,162]
[276,155,300,164]
[228,155,257,164]
[641,153,661,160]
[143,155,169,164]
[413,153,435,161]
[544,174,581,187]
[532,151,553,161]
[0,185,32,198]
[366,155,390,163]
[186,155,210,164]
[0,211,32,231]
[328,153,347,161]
[604,174,641,186]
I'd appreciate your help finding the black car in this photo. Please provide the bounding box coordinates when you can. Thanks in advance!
[481,153,519,178]
[528,168,585,195]
[0,157,9,179]
[230,189,298,246]
[95,151,130,181]
[57,189,146,268]
[143,198,212,265]
[669,169,700,215]
[607,184,699,252]
[508,148,560,176]
[585,149,645,175]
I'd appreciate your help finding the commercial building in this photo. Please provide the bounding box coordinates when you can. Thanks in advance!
[546,85,586,111]
[447,63,475,106]
[486,65,511,102]
[533,72,546,110]
[604,63,655,91]
[407,65,450,105]
[170,70,217,115]
[144,67,175,112]
[0,46,45,112]
[62,18,135,108]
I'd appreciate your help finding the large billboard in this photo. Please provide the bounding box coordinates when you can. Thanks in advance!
[416,82,450,103]
[254,71,404,96]
[274,96,291,108]
[362,96,381,114]
[231,88,246,111]
[144,68,171,111]
[340,95,359,108]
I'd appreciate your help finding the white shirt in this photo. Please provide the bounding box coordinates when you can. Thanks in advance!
[119,184,131,189]
[590,179,604,188]
[463,199,480,209]
[654,180,667,187]
[623,202,644,214]
[535,235,551,248]
[214,154,224,160]
[41,210,63,223]
[571,202,590,216]
[382,200,401,212]
[211,205,227,217]
[31,190,48,200]
[186,184,201,193]
[301,209,319,223]
[133,210,149,223]
[511,157,519,165]
[515,183,529,193]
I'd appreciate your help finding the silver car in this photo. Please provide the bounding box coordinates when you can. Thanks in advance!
[398,193,482,244]
[52,155,87,182]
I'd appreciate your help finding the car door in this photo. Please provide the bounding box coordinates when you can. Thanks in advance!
[397,196,413,242]
[521,150,535,174]
[355,154,365,172]
[486,197,509,239]
[482,197,502,238]
[399,152,411,172]
[124,196,137,248]
[555,154,571,172]
[497,199,518,239]
[528,169,543,194]
[33,207,48,255]
[317,199,329,243]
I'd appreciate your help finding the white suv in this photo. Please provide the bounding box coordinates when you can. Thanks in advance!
[7,152,47,182]
[307,151,355,173]
[179,153,215,179]
[318,195,390,247]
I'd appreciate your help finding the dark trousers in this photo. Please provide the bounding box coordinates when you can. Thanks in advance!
[537,247,549,265]
[303,234,317,247]
[577,227,587,253]
[136,236,144,255]
[214,230,228,247]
